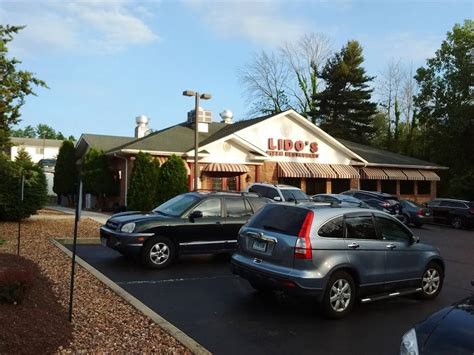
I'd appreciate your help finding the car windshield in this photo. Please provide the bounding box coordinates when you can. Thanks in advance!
[152,194,199,217]
[337,195,362,203]
[281,189,309,201]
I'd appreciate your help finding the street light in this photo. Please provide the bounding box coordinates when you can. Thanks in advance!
[183,90,212,191]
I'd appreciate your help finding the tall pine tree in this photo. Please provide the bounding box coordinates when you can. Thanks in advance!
[128,151,160,211]
[312,40,377,143]
[53,140,77,206]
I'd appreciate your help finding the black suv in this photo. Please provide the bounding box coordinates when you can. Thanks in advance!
[100,192,271,269]
[426,198,474,229]
[341,190,401,215]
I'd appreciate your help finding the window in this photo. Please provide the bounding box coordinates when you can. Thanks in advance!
[381,180,397,194]
[212,177,223,191]
[306,178,327,195]
[318,217,344,238]
[247,204,309,236]
[417,181,431,195]
[35,147,44,155]
[195,198,221,217]
[227,177,237,191]
[360,180,377,191]
[281,189,308,201]
[400,181,414,195]
[247,197,268,213]
[354,192,370,201]
[278,177,301,188]
[225,198,251,217]
[441,201,466,208]
[345,215,378,240]
[331,179,350,194]
[153,194,199,217]
[259,186,279,199]
[375,216,411,242]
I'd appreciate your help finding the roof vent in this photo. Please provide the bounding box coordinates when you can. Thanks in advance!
[135,115,151,138]
[220,109,233,124]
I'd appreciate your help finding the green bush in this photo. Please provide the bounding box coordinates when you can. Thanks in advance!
[53,140,77,206]
[0,269,33,304]
[157,154,188,204]
[128,151,160,211]
[0,152,48,221]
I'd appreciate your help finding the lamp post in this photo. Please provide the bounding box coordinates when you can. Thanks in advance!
[183,90,211,191]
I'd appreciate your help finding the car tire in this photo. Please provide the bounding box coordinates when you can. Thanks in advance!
[419,263,443,299]
[141,236,176,269]
[451,216,463,229]
[321,271,356,319]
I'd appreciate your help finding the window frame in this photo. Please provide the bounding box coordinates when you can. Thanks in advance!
[343,212,381,241]
[317,215,345,239]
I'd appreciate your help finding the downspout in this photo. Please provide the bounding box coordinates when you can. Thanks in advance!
[114,154,128,207]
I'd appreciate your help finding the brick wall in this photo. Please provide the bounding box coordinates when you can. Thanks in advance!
[261,162,278,183]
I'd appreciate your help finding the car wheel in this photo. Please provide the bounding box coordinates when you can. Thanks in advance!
[141,236,176,269]
[451,216,463,229]
[322,271,356,319]
[420,263,443,299]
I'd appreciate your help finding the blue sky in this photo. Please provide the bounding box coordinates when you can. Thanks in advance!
[1,0,472,138]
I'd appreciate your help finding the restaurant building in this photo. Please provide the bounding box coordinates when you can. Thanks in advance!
[75,109,446,208]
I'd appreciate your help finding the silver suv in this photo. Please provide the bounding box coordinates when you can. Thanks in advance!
[247,183,310,202]
[231,203,444,318]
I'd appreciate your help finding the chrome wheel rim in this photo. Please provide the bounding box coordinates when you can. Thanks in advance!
[150,242,170,265]
[329,279,351,312]
[422,268,440,295]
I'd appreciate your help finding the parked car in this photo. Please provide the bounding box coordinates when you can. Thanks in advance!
[425,198,474,229]
[231,203,444,319]
[341,190,401,215]
[400,281,474,355]
[311,194,371,209]
[100,191,271,269]
[247,182,310,202]
[399,199,432,228]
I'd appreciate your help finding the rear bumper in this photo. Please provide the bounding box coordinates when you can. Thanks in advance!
[231,254,324,299]
[100,226,152,255]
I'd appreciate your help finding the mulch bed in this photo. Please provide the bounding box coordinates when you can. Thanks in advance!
[0,253,73,354]
[0,209,190,353]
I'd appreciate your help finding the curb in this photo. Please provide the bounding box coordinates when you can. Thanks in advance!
[51,238,211,355]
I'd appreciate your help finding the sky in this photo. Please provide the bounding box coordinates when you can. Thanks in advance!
[1,0,472,139]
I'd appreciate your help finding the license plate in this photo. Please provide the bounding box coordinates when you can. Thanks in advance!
[100,236,107,247]
[252,240,267,252]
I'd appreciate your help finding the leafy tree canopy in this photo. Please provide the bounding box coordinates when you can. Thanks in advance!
[128,151,160,211]
[10,123,73,140]
[53,140,77,205]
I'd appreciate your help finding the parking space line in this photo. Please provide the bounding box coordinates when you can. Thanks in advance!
[117,275,237,285]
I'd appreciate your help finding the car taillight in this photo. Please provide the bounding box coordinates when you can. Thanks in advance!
[416,208,425,216]
[294,210,314,260]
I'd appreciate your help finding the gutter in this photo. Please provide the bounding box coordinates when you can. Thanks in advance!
[364,163,449,170]
[114,154,128,207]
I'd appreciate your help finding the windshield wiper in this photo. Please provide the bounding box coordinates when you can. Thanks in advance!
[262,225,287,233]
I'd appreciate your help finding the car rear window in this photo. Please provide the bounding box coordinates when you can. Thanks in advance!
[247,197,269,213]
[247,204,308,236]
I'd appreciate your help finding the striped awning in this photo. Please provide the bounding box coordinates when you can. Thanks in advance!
[305,163,338,178]
[383,168,408,180]
[330,164,360,179]
[402,169,425,181]
[361,167,388,180]
[419,170,440,181]
[203,163,249,173]
[278,162,312,178]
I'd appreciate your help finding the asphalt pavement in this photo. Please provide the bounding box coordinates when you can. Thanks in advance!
[66,224,474,355]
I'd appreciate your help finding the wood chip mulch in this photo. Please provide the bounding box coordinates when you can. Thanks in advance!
[0,210,190,354]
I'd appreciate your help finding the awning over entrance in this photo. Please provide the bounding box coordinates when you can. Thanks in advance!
[419,170,440,181]
[360,167,388,180]
[305,163,338,179]
[383,168,407,180]
[203,163,249,173]
[278,162,312,178]
[330,164,360,179]
[402,169,425,181]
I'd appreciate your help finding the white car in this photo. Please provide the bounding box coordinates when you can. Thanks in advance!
[246,183,310,202]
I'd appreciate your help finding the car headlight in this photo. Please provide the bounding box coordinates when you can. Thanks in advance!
[121,222,136,233]
[400,328,419,355]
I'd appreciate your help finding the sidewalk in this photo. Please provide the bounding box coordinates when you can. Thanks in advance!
[46,205,110,225]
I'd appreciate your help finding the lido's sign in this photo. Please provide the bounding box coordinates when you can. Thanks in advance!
[267,138,319,158]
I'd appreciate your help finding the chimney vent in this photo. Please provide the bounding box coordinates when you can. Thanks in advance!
[135,115,151,138]
[220,109,233,124]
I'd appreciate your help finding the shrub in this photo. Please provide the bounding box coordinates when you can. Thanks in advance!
[53,140,77,206]
[0,269,33,304]
[128,151,160,211]
[157,154,188,204]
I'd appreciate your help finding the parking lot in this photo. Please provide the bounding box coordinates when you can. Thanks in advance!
[68,224,474,355]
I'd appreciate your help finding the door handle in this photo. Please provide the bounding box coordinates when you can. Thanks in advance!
[386,243,396,249]
[347,243,359,249]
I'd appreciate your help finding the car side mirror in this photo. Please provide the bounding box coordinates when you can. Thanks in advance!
[189,210,203,221]
[273,196,282,201]
[411,235,420,244]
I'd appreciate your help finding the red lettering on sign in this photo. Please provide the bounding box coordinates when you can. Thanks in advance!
[294,141,304,151]
[268,138,276,150]
[284,140,293,151]
[278,139,283,150]
[310,142,318,153]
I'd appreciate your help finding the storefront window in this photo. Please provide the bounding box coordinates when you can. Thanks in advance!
[331,179,350,194]
[381,180,397,195]
[212,177,223,191]
[306,178,326,195]
[400,181,414,195]
[417,181,431,195]
[227,177,237,191]
[278,178,301,188]
[360,180,377,191]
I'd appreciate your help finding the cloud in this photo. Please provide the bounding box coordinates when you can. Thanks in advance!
[184,0,310,46]
[0,0,159,55]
